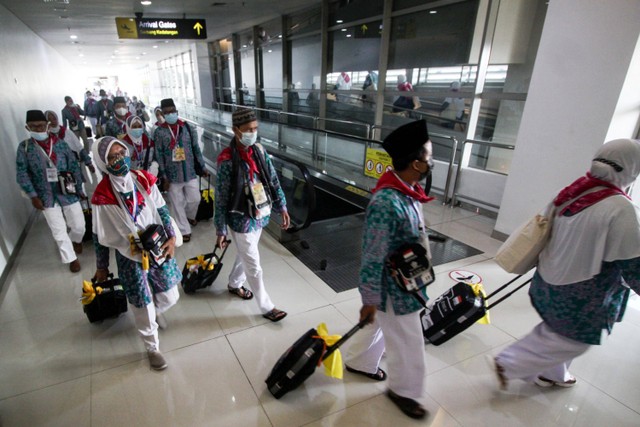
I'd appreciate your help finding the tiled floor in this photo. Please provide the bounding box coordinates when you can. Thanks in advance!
[1,202,639,426]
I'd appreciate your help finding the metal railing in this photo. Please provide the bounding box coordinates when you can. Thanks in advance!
[450,139,515,208]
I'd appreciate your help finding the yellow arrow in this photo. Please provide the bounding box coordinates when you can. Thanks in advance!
[193,22,203,35]
[361,24,368,34]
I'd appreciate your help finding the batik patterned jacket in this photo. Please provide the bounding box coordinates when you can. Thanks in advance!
[359,188,428,315]
[153,121,205,184]
[16,137,84,208]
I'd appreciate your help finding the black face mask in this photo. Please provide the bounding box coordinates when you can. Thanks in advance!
[416,160,431,181]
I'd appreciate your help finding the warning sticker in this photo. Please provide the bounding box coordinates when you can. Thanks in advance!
[364,148,392,179]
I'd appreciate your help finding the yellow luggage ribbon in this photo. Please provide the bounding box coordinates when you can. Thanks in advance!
[185,255,215,271]
[315,323,344,379]
[470,282,490,324]
[142,251,150,271]
[81,280,103,305]
[202,189,214,203]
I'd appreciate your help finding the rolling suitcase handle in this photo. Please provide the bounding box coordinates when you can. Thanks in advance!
[322,319,368,360]
[203,239,231,271]
[487,278,532,309]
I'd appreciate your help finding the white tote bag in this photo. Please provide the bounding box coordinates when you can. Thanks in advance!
[495,202,555,274]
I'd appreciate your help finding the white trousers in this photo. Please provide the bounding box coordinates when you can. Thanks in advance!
[345,299,426,400]
[167,178,200,235]
[496,322,591,383]
[130,285,180,351]
[228,229,275,313]
[42,202,85,264]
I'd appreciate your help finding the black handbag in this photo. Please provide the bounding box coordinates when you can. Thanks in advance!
[138,224,168,266]
[195,177,214,221]
[82,274,128,323]
[181,241,230,294]
[386,242,435,292]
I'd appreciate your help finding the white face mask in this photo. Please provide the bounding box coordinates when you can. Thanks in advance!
[240,131,257,147]
[49,125,60,134]
[116,107,128,116]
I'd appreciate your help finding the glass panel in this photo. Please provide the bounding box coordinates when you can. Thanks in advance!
[329,0,384,25]
[287,7,321,37]
[388,1,480,69]
[291,34,322,91]
[393,0,442,12]
[261,21,283,110]
[240,48,256,106]
[487,0,547,94]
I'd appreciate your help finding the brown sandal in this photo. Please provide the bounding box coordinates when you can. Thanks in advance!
[387,389,427,419]
[228,285,253,300]
[263,308,287,322]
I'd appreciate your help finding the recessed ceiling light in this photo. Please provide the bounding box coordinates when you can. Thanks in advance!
[430,10,437,14]
[70,34,77,39]
[135,56,140,59]
[346,34,352,38]
[336,20,343,24]
[140,0,152,5]
[153,45,158,48]
[110,55,115,59]
[341,28,347,32]
[278,34,282,38]
[142,52,147,55]
[242,44,247,48]
[267,49,272,53]
[78,54,84,57]
[114,50,119,53]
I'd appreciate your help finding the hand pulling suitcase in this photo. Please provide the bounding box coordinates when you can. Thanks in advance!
[266,320,366,399]
[419,275,532,345]
[82,274,128,323]
[181,241,230,294]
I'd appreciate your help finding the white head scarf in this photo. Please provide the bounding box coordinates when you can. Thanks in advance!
[589,138,640,190]
[126,115,144,144]
[92,136,134,194]
[538,138,640,284]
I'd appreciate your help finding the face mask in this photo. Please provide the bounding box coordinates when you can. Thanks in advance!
[101,95,107,100]
[49,125,60,134]
[129,128,144,139]
[240,131,258,147]
[107,156,131,176]
[164,113,178,124]
[116,107,128,116]
[30,131,49,141]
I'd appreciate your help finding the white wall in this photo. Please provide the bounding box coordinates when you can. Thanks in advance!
[0,4,85,279]
[495,0,640,236]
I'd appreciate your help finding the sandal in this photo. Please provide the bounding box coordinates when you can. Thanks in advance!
[345,365,387,381]
[188,218,197,226]
[183,234,191,242]
[228,285,254,300]
[263,308,287,322]
[386,389,427,419]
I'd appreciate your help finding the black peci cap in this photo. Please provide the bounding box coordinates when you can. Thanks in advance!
[382,119,429,159]
[26,110,47,122]
[160,98,176,109]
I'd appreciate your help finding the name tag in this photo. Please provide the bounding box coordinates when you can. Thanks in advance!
[172,147,186,161]
[103,111,108,117]
[46,168,58,182]
[250,180,271,219]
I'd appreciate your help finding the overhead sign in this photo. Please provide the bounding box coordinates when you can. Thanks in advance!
[116,17,207,40]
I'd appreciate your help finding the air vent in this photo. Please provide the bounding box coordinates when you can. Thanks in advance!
[211,2,227,6]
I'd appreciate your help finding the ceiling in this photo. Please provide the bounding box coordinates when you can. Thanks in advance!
[0,0,320,75]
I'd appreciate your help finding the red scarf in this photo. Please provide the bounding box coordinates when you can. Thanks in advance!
[65,105,81,120]
[554,172,629,216]
[36,134,58,164]
[123,134,152,161]
[161,120,186,150]
[218,143,259,177]
[91,170,157,208]
[57,126,66,140]
[373,170,433,203]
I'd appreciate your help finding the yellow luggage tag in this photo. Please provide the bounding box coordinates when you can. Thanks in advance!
[142,251,150,271]
[129,234,142,256]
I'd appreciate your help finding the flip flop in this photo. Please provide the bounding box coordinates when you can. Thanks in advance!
[228,285,254,300]
[262,308,287,322]
[345,365,387,381]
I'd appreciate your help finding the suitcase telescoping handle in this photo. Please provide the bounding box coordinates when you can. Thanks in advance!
[486,277,532,310]
[204,239,231,270]
[322,319,368,361]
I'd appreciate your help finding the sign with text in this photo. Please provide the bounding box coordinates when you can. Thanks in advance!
[116,17,207,40]
[364,148,393,179]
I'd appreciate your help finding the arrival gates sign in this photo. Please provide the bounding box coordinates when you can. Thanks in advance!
[116,17,207,40]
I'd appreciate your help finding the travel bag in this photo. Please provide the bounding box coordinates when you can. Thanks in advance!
[81,274,128,323]
[181,241,230,294]
[418,275,531,345]
[266,320,365,399]
[195,176,214,221]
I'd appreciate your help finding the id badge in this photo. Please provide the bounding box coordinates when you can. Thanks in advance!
[172,147,186,161]
[129,234,142,256]
[250,180,271,219]
[103,111,108,118]
[46,168,58,182]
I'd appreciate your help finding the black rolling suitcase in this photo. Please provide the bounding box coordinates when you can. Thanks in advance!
[82,274,128,323]
[266,320,365,399]
[195,177,214,221]
[181,241,229,294]
[418,275,531,345]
